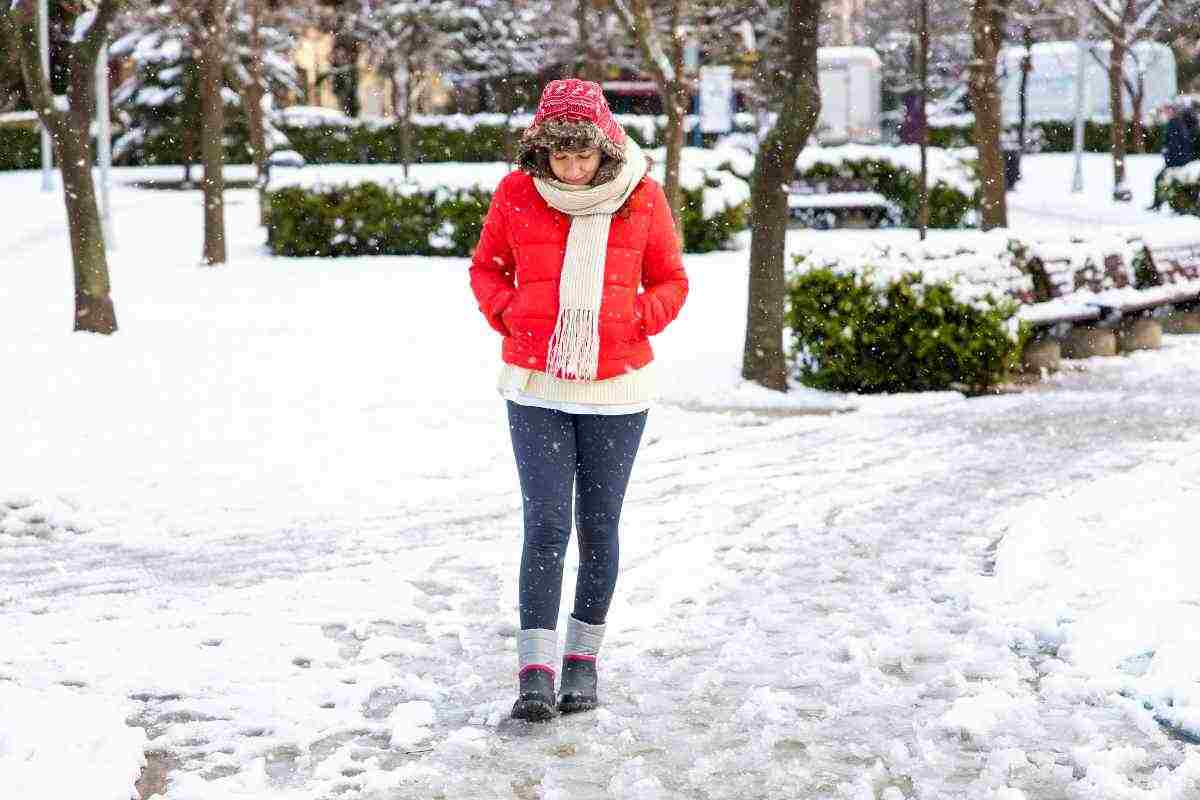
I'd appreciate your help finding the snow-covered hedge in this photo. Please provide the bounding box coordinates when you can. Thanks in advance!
[792,145,977,229]
[266,183,490,258]
[1162,161,1200,218]
[265,165,749,257]
[786,251,1026,393]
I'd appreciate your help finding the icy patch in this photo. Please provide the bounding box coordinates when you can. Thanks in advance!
[976,434,1200,762]
[388,700,434,749]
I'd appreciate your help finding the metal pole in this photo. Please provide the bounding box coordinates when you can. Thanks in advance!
[38,0,54,191]
[1071,0,1086,193]
[918,0,929,241]
[96,39,114,248]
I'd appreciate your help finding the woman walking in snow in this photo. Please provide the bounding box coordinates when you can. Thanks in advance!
[469,79,688,722]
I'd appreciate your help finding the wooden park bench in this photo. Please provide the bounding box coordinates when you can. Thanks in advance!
[1014,239,1200,369]
[1139,239,1200,333]
[786,176,900,230]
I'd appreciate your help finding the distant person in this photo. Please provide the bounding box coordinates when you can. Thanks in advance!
[1151,102,1196,210]
[468,79,688,722]
[899,90,926,145]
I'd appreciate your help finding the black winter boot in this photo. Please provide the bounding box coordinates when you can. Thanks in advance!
[511,667,556,722]
[557,655,598,713]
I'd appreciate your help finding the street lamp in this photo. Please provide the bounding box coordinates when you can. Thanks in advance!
[38,0,54,191]
[1072,0,1087,193]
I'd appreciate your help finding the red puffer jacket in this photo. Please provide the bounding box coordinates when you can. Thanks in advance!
[469,171,689,381]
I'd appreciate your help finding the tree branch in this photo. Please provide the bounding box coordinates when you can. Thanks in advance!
[610,0,677,87]
[1086,0,1123,29]
[77,0,124,69]
[0,0,64,134]
[1130,0,1162,35]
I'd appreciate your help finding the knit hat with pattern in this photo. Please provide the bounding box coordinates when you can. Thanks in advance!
[517,79,628,186]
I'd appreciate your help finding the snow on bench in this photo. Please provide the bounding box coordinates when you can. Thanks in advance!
[1013,234,1200,329]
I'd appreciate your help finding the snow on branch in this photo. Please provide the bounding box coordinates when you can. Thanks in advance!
[1086,0,1123,29]
[1131,0,1162,35]
[71,9,97,43]
[611,0,677,86]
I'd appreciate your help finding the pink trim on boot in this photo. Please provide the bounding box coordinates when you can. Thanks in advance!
[564,653,596,663]
[519,664,557,678]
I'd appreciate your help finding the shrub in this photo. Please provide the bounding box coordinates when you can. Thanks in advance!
[795,158,974,229]
[928,120,1166,154]
[0,124,40,171]
[1162,164,1200,218]
[266,182,492,258]
[267,172,748,258]
[786,261,1025,393]
[678,173,750,253]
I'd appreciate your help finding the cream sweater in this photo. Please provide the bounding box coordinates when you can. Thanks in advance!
[497,362,653,415]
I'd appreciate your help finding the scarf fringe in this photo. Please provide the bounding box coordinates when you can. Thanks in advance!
[546,308,601,381]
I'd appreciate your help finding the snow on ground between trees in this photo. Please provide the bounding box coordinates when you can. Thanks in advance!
[3,154,1200,798]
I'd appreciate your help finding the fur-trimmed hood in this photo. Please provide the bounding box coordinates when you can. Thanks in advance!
[516,118,629,186]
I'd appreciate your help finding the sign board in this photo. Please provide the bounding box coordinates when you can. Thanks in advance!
[698,65,734,134]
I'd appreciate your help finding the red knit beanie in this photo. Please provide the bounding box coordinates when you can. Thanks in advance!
[530,79,626,148]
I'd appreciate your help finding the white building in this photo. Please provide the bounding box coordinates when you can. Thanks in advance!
[816,46,882,144]
[999,40,1178,125]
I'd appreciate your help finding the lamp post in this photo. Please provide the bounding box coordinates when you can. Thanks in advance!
[96,38,114,248]
[38,0,54,191]
[1071,0,1087,193]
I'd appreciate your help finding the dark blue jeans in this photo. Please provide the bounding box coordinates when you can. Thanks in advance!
[506,401,648,630]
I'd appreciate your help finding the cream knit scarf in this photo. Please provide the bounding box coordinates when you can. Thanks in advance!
[533,137,647,381]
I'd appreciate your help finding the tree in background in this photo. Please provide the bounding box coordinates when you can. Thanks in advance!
[1088,0,1163,200]
[445,0,570,161]
[111,1,296,184]
[741,0,822,392]
[969,0,1008,229]
[196,0,229,264]
[357,1,454,177]
[1,0,122,334]
[576,0,607,82]
[865,0,970,114]
[1,42,28,112]
[608,0,692,241]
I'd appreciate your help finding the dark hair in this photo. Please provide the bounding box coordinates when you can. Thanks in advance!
[516,118,625,185]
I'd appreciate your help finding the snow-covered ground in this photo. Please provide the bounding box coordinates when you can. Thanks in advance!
[2,153,1200,800]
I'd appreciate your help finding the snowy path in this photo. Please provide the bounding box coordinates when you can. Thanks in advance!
[3,172,1200,799]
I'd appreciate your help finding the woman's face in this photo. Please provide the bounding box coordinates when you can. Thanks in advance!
[550,148,601,186]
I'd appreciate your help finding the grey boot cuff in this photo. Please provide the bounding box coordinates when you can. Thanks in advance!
[518,628,558,671]
[564,616,606,657]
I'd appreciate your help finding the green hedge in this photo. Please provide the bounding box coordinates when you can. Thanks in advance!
[1163,167,1200,217]
[930,120,1167,154]
[786,262,1025,393]
[275,119,658,166]
[266,183,490,258]
[795,159,974,229]
[267,178,747,258]
[0,125,42,171]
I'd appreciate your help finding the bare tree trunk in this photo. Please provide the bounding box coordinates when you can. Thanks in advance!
[610,0,688,238]
[199,0,227,264]
[1109,34,1130,200]
[578,0,605,82]
[243,0,269,225]
[397,60,412,180]
[662,85,686,243]
[969,0,1008,229]
[2,0,119,334]
[1128,74,1145,154]
[741,0,822,392]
